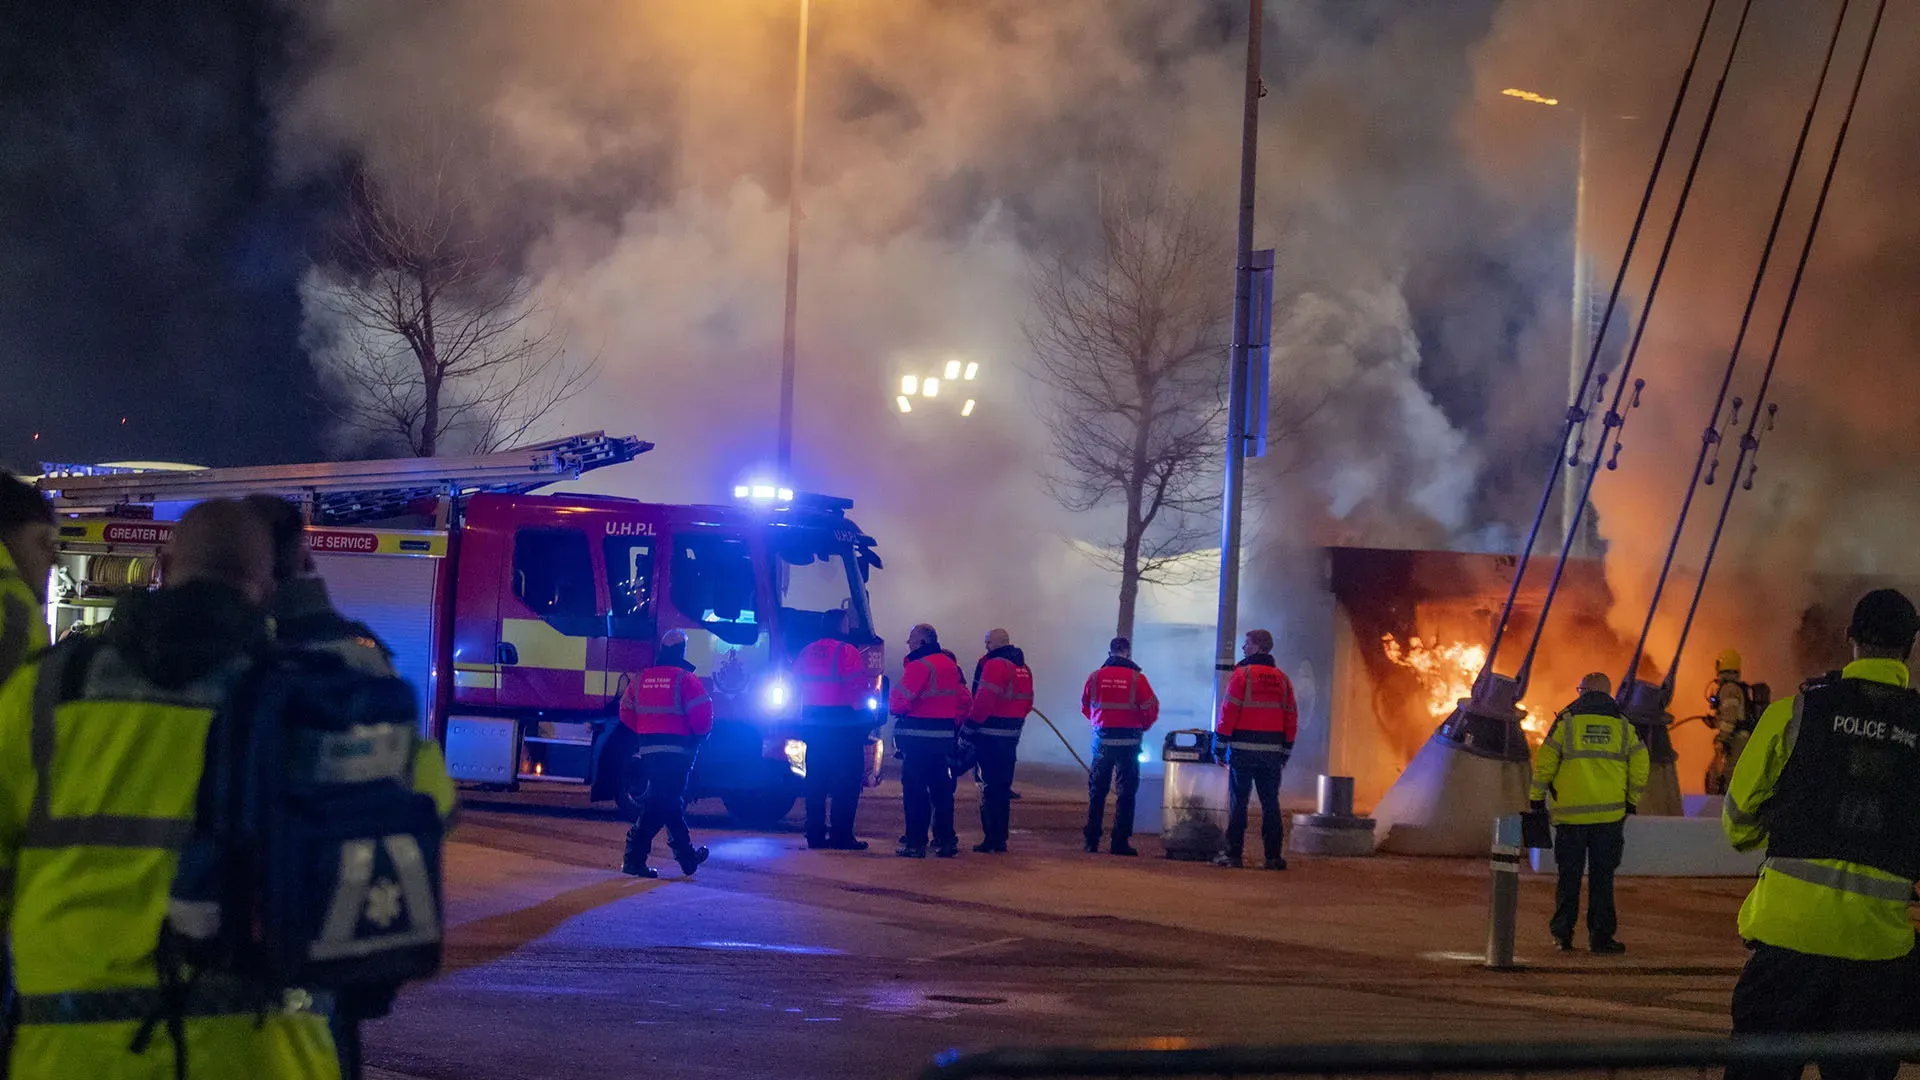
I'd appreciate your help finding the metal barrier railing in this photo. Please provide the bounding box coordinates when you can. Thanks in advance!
[919,1034,1920,1080]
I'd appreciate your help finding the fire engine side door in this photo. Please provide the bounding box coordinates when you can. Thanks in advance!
[497,524,608,712]
[599,522,661,697]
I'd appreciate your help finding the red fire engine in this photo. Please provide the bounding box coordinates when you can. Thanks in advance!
[35,433,886,824]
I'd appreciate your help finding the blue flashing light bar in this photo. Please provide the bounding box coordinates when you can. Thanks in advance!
[730,484,855,515]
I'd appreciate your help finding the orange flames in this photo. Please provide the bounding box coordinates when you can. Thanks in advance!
[1380,634,1484,718]
[1380,634,1552,743]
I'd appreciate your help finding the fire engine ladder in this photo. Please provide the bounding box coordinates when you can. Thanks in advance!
[36,432,653,526]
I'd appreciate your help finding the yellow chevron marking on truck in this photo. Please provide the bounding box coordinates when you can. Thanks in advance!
[500,617,589,671]
[454,668,501,690]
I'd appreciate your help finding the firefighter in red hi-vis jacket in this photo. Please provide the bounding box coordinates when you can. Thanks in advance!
[888,624,969,859]
[967,628,1034,853]
[796,608,879,851]
[1080,636,1159,856]
[1214,628,1299,870]
[619,629,715,879]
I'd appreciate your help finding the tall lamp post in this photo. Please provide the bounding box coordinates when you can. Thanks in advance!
[1502,87,1591,556]
[1211,0,1264,718]
[776,0,812,475]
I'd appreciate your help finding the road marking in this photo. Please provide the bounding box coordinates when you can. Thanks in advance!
[915,936,1024,962]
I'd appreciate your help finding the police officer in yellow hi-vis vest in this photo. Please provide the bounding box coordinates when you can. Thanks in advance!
[0,499,455,1080]
[1722,589,1920,1080]
[1,472,58,1075]
[0,473,55,682]
[1530,672,1649,955]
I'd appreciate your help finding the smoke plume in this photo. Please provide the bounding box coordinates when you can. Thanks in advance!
[1467,0,1920,727]
[274,0,1920,774]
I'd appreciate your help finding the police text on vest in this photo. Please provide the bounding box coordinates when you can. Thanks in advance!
[1833,714,1920,747]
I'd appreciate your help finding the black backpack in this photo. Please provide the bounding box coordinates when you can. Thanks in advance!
[140,646,444,1070]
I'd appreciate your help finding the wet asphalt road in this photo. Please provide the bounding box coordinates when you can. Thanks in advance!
[362,784,1752,1080]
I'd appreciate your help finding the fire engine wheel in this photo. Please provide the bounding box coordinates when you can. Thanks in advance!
[721,790,798,827]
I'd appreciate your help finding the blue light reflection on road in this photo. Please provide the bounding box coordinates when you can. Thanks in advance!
[693,940,845,956]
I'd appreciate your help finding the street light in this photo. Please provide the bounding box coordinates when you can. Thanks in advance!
[890,360,982,418]
[1501,87,1560,106]
[1503,85,1589,556]
[776,0,813,476]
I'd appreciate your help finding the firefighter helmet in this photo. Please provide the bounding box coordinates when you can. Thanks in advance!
[1716,648,1742,674]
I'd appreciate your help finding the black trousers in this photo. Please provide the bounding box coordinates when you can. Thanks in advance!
[972,730,1020,847]
[803,724,869,844]
[1727,942,1910,1080]
[1084,734,1141,846]
[624,751,695,862]
[1226,752,1288,860]
[1550,819,1625,943]
[899,737,957,850]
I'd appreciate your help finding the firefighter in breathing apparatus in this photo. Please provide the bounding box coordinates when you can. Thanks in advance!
[1721,589,1920,1080]
[1703,648,1755,796]
[2,500,451,1080]
[1531,672,1649,954]
[888,624,969,859]
[966,628,1033,854]
[796,608,878,851]
[619,629,714,879]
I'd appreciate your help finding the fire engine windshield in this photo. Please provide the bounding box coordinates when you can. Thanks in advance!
[772,529,871,647]
[668,532,761,646]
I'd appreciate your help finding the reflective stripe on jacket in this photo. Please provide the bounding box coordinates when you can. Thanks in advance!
[795,638,870,712]
[1215,656,1297,752]
[969,655,1034,733]
[1080,663,1158,743]
[890,650,968,738]
[1723,657,1919,961]
[0,538,48,683]
[0,632,340,1079]
[1530,695,1648,825]
[620,666,714,751]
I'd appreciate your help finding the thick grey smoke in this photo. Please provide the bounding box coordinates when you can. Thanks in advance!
[276,0,1708,762]
[1466,0,1920,725]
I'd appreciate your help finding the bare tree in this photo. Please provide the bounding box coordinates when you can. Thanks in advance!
[311,164,590,457]
[1025,184,1231,639]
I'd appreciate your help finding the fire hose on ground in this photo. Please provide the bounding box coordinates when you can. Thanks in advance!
[1027,707,1090,775]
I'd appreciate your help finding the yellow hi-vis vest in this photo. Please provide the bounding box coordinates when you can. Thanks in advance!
[1723,657,1919,961]
[0,538,47,682]
[1530,704,1650,825]
[0,631,450,1079]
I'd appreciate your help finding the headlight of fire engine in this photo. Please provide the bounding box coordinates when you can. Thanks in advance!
[783,738,807,778]
[763,678,791,712]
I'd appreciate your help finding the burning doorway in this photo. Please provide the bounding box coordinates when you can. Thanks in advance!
[1324,547,1621,809]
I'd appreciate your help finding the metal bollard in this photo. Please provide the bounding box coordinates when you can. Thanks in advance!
[1316,775,1356,818]
[1485,813,1524,969]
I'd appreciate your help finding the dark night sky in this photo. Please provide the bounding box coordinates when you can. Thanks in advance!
[1,0,324,472]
